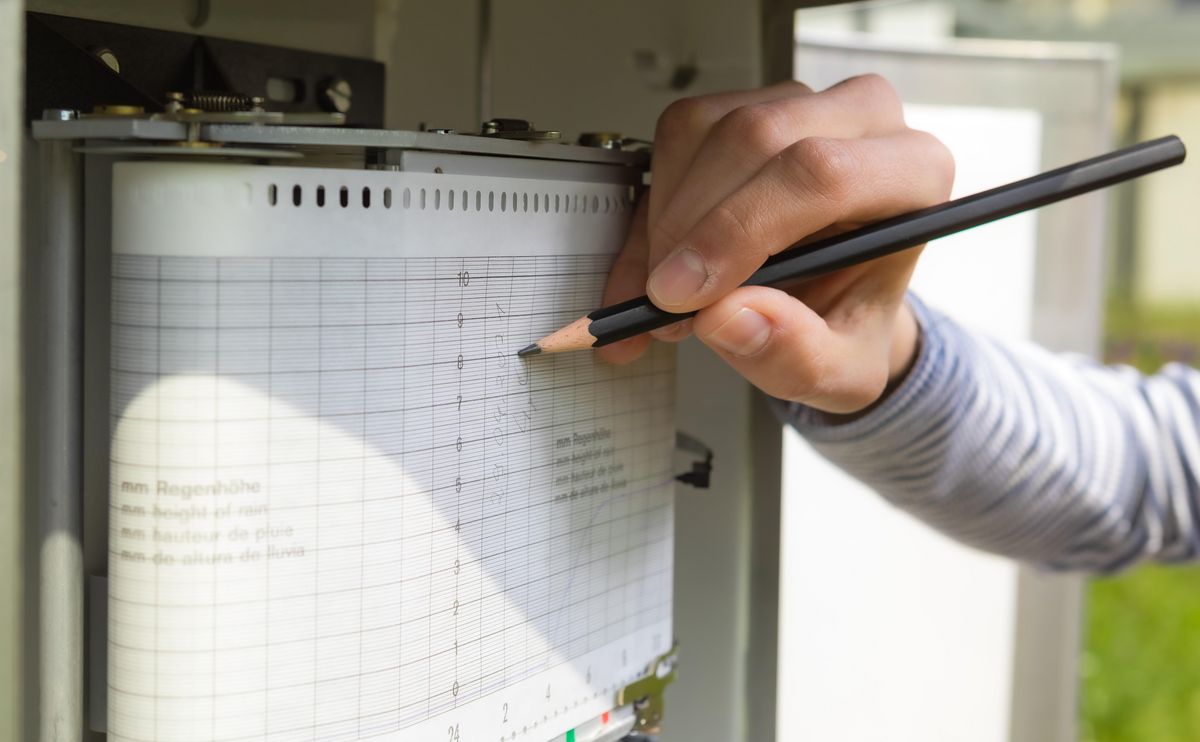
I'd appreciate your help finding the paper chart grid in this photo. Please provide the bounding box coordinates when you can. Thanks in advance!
[107,253,675,742]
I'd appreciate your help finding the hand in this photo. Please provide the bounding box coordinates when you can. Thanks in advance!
[598,75,954,414]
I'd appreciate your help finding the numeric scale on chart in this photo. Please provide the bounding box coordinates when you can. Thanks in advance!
[108,248,676,742]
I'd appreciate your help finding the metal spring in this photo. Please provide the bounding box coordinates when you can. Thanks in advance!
[180,92,258,112]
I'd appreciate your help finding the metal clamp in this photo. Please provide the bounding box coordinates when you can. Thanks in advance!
[615,645,679,734]
[578,132,654,152]
[481,118,561,141]
[675,431,713,489]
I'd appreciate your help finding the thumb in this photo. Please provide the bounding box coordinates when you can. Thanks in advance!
[693,285,895,414]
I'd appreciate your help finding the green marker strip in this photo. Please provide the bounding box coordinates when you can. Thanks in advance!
[565,730,575,742]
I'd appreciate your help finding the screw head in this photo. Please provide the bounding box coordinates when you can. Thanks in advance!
[88,46,121,74]
[319,77,352,114]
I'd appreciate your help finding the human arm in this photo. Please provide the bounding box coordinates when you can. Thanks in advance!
[784,295,1200,571]
[600,78,1200,571]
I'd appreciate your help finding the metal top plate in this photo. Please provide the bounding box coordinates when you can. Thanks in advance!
[32,118,650,166]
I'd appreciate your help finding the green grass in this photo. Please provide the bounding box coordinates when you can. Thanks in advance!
[1083,565,1200,741]
[1082,300,1200,742]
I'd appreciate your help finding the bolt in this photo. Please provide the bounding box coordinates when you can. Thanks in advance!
[319,77,352,114]
[88,46,120,74]
[579,132,623,149]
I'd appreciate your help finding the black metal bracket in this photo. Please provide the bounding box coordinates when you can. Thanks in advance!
[675,431,714,489]
[25,11,385,127]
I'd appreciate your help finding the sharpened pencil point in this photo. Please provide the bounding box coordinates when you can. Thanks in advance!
[517,343,542,358]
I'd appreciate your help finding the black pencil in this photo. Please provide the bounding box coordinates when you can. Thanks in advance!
[517,135,1186,357]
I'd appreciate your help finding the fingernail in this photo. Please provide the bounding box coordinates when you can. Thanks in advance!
[647,248,708,307]
[650,318,693,342]
[706,308,772,357]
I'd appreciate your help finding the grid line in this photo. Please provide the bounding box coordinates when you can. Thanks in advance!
[107,254,675,742]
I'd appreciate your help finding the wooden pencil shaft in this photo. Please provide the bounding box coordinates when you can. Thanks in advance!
[588,135,1186,348]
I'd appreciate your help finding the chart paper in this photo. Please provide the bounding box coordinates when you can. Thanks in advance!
[107,162,675,742]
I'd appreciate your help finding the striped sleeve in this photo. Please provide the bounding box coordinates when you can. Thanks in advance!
[780,294,1200,572]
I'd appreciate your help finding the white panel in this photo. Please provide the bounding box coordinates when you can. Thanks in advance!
[777,106,1044,742]
[779,438,1018,742]
[785,35,1116,742]
[906,104,1042,341]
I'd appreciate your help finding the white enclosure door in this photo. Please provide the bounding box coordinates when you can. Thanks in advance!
[778,31,1116,742]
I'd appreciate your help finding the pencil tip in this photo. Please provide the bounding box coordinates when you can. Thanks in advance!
[517,343,542,358]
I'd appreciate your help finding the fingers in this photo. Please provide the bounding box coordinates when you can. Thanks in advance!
[648,74,906,270]
[596,198,653,365]
[694,286,898,413]
[646,128,954,312]
[649,317,693,343]
[649,81,814,231]
[605,75,948,389]
[784,243,924,322]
